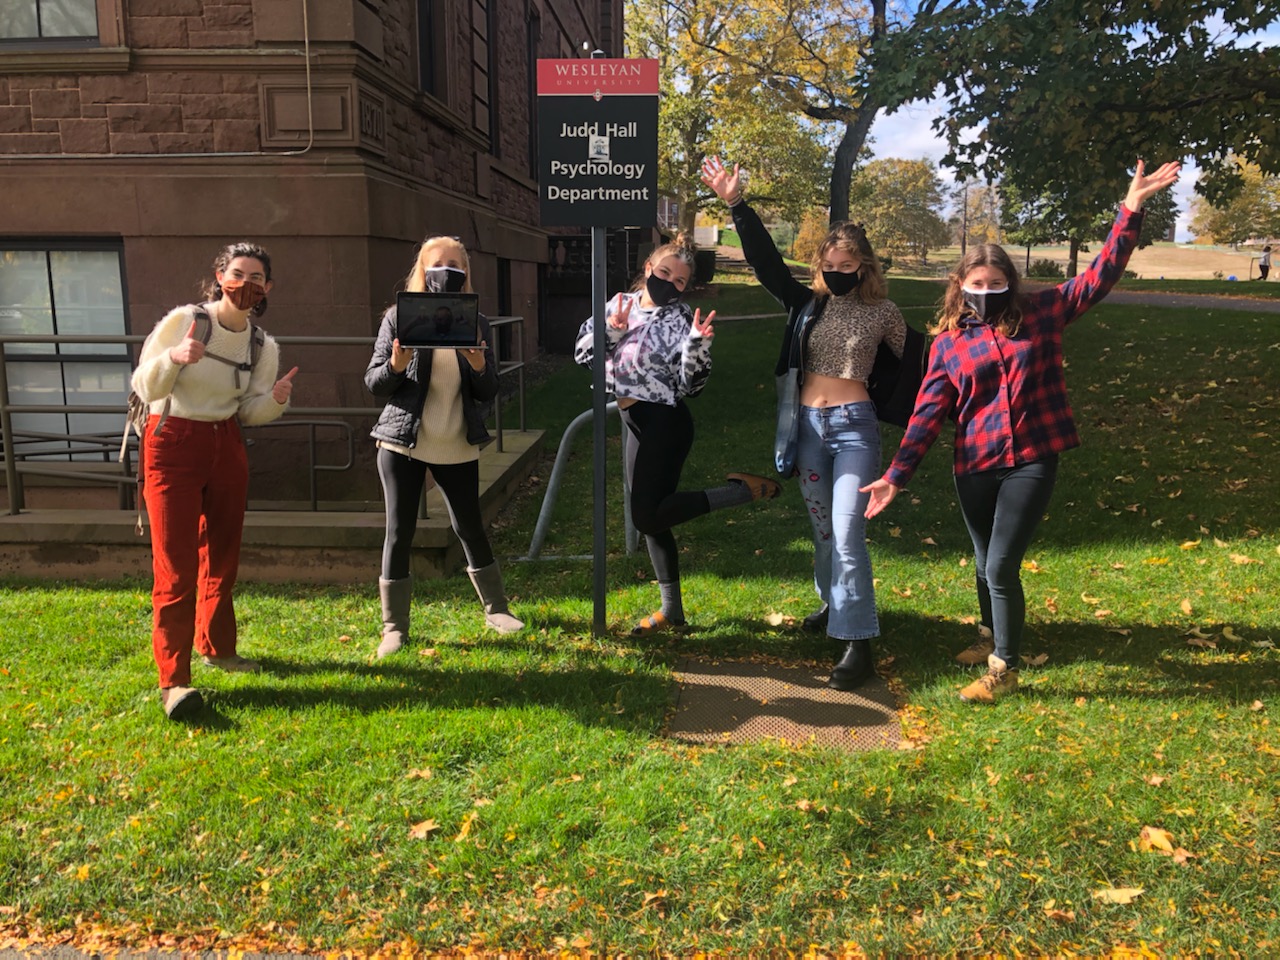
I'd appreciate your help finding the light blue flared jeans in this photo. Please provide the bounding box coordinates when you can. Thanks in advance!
[795,401,881,641]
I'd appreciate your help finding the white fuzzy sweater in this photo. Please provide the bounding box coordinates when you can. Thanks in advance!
[131,304,288,425]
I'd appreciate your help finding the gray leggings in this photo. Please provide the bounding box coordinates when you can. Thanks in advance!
[953,455,1058,665]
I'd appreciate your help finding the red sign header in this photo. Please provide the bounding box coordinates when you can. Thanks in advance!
[537,59,659,97]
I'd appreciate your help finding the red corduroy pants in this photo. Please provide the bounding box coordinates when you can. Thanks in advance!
[143,414,249,688]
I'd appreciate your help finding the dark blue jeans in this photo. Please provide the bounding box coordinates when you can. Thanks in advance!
[953,455,1058,665]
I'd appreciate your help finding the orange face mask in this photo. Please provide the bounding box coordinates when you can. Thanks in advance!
[220,278,267,312]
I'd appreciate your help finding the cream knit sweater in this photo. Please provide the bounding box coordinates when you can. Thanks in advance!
[131,304,288,425]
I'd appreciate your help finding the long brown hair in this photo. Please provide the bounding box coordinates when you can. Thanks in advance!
[203,241,272,317]
[630,231,697,293]
[934,243,1024,336]
[810,222,888,303]
[404,236,475,293]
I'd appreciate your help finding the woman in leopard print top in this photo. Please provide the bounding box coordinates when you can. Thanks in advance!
[703,155,912,691]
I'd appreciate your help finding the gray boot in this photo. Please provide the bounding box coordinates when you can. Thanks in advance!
[467,562,524,634]
[377,577,412,658]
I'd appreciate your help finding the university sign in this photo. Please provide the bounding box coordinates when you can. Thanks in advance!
[536,58,659,227]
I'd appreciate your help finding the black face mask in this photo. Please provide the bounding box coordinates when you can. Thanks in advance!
[645,274,682,307]
[425,266,467,293]
[823,270,863,297]
[961,287,1013,322]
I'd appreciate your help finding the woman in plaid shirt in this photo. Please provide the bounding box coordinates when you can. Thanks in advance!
[862,160,1180,703]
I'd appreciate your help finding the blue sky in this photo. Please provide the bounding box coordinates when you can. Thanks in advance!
[865,20,1280,241]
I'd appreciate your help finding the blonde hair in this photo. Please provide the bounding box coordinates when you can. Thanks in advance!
[810,222,888,303]
[630,231,697,292]
[933,243,1024,336]
[404,236,474,293]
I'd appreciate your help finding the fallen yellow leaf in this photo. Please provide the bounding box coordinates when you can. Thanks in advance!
[406,767,433,780]
[1230,553,1259,565]
[1093,887,1143,904]
[1179,540,1200,550]
[409,819,440,839]
[1185,637,1217,649]
[1138,826,1175,853]
[1094,609,1113,618]
[1020,653,1049,667]
[765,611,785,627]
[1081,593,1101,604]
[1180,599,1193,615]
[1145,774,1166,786]
[1221,626,1244,642]
[1251,700,1265,712]
[889,527,902,538]
[454,811,478,842]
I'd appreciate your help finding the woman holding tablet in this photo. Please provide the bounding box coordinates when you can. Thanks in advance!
[365,235,523,658]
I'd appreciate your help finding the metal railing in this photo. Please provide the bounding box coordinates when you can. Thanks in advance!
[0,318,527,515]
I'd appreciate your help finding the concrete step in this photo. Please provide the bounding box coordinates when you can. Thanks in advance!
[0,430,543,584]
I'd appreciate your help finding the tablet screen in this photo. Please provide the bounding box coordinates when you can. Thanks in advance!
[395,292,480,348]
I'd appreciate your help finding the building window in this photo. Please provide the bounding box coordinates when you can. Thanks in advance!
[0,0,98,41]
[417,0,447,96]
[0,243,129,462]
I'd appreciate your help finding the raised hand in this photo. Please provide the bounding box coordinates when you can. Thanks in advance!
[699,155,742,204]
[389,338,413,373]
[459,340,488,371]
[168,319,206,365]
[692,308,716,339]
[607,295,632,331]
[859,478,900,519]
[1123,159,1181,212]
[272,366,298,404]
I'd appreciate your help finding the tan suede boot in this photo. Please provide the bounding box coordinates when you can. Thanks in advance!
[958,653,1019,703]
[467,562,524,634]
[378,577,412,658]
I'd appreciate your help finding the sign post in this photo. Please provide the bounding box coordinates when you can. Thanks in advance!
[537,54,658,636]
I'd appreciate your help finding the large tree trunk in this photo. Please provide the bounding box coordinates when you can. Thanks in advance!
[1068,236,1082,277]
[828,104,876,224]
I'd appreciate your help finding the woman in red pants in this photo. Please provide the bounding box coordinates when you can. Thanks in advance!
[131,242,297,720]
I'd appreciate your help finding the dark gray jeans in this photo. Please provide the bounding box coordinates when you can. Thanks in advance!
[954,455,1059,665]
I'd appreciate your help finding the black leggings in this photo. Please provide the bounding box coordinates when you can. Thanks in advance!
[377,447,493,580]
[953,456,1058,665]
[620,400,710,584]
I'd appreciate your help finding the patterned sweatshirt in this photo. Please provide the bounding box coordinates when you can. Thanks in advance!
[574,291,711,405]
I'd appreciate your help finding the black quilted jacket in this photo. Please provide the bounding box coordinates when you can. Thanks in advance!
[365,307,500,448]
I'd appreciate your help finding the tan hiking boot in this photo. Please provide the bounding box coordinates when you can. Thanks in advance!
[958,654,1019,704]
[161,685,204,721]
[201,654,261,673]
[955,623,995,665]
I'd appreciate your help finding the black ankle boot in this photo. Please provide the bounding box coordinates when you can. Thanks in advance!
[802,604,829,632]
[827,640,874,690]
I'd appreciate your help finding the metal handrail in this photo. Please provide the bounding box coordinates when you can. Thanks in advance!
[0,318,528,514]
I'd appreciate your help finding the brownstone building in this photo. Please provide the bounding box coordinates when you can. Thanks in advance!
[0,0,623,496]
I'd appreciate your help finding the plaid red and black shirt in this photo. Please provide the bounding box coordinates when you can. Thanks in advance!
[884,204,1144,488]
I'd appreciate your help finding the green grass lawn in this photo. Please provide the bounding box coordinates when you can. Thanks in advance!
[2,281,1278,954]
[1113,278,1280,298]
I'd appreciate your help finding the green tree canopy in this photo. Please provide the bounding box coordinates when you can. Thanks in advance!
[850,158,951,260]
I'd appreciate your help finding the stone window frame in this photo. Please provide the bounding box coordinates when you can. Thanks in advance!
[0,0,127,74]
[416,0,453,104]
[0,237,132,463]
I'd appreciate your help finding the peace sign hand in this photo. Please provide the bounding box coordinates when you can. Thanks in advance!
[699,156,742,205]
[607,295,632,331]
[272,366,298,404]
[1123,159,1181,212]
[692,308,716,339]
[168,319,206,365]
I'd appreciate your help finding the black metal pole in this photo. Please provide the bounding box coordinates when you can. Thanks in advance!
[590,224,608,635]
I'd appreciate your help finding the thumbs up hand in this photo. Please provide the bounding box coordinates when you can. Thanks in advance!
[168,319,206,365]
[272,366,298,404]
